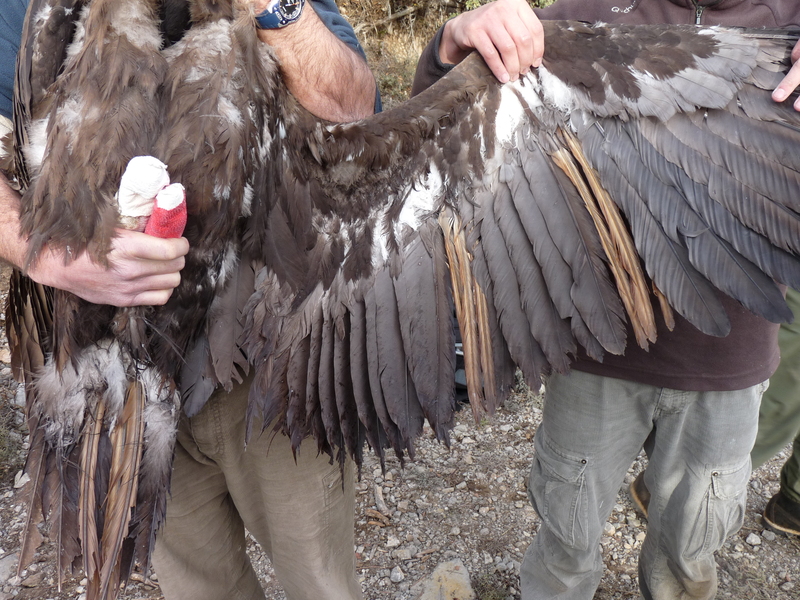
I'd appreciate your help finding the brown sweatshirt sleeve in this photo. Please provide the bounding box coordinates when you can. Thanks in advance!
[410,25,452,97]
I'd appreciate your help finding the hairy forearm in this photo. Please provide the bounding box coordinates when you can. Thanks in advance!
[256,4,376,121]
[0,172,27,269]
[1,171,188,306]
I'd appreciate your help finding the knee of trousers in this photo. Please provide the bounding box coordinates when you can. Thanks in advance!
[665,460,750,565]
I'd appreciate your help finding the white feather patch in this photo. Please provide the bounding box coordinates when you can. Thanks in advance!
[34,339,128,445]
[111,1,163,51]
[23,118,48,173]
[535,66,577,114]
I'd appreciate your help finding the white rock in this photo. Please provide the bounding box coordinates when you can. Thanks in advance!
[745,533,762,546]
[0,553,18,583]
[389,566,405,583]
[13,471,29,489]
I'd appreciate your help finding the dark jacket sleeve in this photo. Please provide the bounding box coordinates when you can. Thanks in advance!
[310,0,367,60]
[310,0,381,112]
[410,25,452,97]
[0,0,29,120]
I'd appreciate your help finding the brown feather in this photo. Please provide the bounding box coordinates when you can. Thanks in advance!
[95,381,144,600]
[554,129,655,348]
[79,401,106,588]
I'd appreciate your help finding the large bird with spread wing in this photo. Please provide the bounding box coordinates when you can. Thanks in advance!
[4,0,800,598]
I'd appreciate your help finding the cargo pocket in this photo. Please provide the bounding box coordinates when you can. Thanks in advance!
[683,460,749,561]
[528,431,590,551]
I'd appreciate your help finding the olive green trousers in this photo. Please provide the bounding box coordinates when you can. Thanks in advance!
[752,287,800,503]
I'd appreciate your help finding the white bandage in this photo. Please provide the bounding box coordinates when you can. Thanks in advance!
[116,156,171,218]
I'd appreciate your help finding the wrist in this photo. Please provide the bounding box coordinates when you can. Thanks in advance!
[255,0,305,30]
[439,19,469,66]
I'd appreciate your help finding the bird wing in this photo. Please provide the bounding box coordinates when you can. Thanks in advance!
[6,4,800,599]
[238,21,800,466]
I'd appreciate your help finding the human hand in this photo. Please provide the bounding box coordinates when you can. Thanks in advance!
[772,39,800,111]
[439,0,544,83]
[27,229,189,307]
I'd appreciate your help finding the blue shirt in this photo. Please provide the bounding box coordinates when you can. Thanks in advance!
[0,0,378,120]
[0,0,27,119]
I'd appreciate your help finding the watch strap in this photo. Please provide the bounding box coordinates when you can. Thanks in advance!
[255,0,305,30]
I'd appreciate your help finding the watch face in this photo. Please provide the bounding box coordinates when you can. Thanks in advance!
[279,0,302,20]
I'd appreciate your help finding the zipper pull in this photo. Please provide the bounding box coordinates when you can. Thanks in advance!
[692,0,705,24]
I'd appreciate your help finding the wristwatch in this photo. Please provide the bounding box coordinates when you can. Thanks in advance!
[255,0,305,29]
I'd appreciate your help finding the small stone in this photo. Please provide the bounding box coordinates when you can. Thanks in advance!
[21,571,44,587]
[456,482,467,490]
[14,385,25,408]
[13,471,29,489]
[386,535,401,548]
[374,483,390,515]
[390,566,405,583]
[450,527,461,536]
[0,553,18,583]
[635,532,646,542]
[604,522,615,536]
[394,547,413,560]
[745,533,762,546]
[779,582,795,592]
[397,500,409,512]
[761,530,776,542]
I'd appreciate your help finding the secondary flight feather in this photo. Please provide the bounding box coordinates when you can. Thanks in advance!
[5,1,800,598]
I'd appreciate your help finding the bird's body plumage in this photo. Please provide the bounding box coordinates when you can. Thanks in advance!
[4,1,800,598]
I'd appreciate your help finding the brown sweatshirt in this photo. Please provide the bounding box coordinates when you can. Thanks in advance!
[412,0,800,391]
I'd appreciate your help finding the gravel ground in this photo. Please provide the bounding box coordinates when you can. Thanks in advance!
[0,263,798,600]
